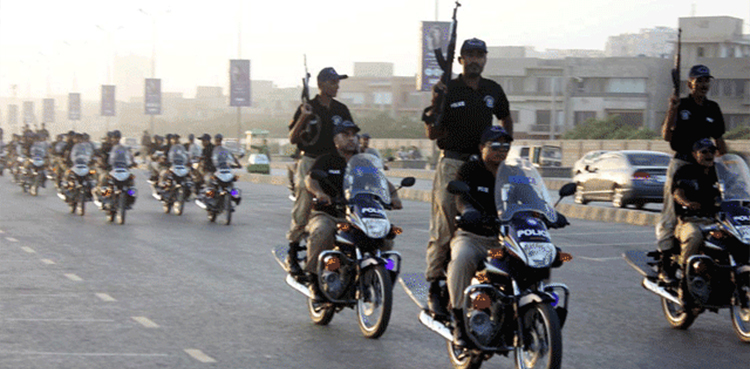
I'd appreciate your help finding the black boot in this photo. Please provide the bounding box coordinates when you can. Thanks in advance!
[427,280,450,320]
[308,276,324,302]
[659,249,677,284]
[286,242,304,278]
[451,308,469,348]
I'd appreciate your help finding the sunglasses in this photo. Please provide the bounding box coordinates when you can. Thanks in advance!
[699,148,717,155]
[489,142,511,151]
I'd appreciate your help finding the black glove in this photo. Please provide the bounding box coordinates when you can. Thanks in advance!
[460,209,481,226]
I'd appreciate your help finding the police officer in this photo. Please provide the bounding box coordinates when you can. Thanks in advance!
[422,38,513,318]
[656,64,727,268]
[286,67,354,278]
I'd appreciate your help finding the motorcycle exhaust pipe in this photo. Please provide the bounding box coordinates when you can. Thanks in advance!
[642,278,682,306]
[418,310,453,341]
[285,274,312,299]
[195,199,207,209]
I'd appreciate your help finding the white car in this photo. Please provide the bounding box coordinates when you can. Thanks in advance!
[572,150,610,176]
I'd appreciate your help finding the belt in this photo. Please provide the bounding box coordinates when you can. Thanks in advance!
[442,150,473,161]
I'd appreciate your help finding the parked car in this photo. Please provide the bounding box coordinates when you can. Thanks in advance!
[573,150,671,209]
[246,153,270,174]
[572,150,609,175]
[506,144,562,167]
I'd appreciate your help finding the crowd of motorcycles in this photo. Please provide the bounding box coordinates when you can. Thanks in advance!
[0,133,242,225]
[4,133,750,369]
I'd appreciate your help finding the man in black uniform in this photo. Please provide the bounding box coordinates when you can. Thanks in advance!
[656,64,727,259]
[286,67,354,277]
[422,38,513,318]
[37,123,50,141]
[672,138,722,268]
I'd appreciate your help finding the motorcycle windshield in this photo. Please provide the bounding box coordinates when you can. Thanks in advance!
[343,154,391,205]
[31,142,47,158]
[71,143,93,164]
[715,154,750,202]
[211,146,234,169]
[495,157,557,223]
[109,145,133,169]
[168,145,189,166]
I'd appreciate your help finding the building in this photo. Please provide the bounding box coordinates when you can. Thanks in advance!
[606,27,677,58]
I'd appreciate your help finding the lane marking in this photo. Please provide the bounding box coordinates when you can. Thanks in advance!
[41,259,56,265]
[4,318,115,323]
[578,256,623,262]
[0,351,169,357]
[558,242,651,248]
[5,237,18,242]
[95,293,116,302]
[184,349,216,363]
[64,274,83,282]
[555,230,653,236]
[0,230,5,234]
[21,246,37,254]
[131,316,159,328]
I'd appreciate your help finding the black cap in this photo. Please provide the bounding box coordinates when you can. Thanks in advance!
[200,133,211,141]
[317,67,348,84]
[480,126,513,144]
[692,138,717,152]
[688,64,713,79]
[360,133,371,139]
[111,130,121,138]
[460,38,488,54]
[333,120,360,136]
[214,133,223,140]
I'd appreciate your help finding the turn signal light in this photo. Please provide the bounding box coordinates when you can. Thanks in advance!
[710,230,727,239]
[391,226,403,235]
[206,190,215,198]
[632,171,650,180]
[324,256,341,272]
[475,270,490,284]
[471,292,491,310]
[89,169,96,175]
[559,252,573,262]
[337,223,352,232]
[488,248,505,259]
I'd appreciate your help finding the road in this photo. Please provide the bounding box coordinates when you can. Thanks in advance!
[0,171,747,368]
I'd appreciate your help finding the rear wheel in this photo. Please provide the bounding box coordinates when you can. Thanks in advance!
[357,266,393,339]
[731,287,750,342]
[307,296,335,325]
[661,295,696,330]
[515,303,562,369]
[447,342,484,369]
[116,194,127,225]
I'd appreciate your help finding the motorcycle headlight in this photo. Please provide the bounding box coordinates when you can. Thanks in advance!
[230,188,241,198]
[361,218,391,239]
[519,242,557,268]
[733,225,750,245]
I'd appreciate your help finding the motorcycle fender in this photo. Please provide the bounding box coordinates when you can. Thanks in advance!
[518,291,556,309]
[359,257,384,270]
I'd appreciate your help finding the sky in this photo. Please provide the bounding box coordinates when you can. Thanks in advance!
[0,0,748,100]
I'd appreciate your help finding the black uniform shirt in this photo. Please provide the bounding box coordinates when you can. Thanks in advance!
[289,95,353,158]
[670,96,725,162]
[672,163,721,219]
[456,158,499,236]
[309,152,348,216]
[201,143,215,172]
[424,75,510,156]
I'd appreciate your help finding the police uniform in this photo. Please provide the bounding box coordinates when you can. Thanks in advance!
[656,65,725,252]
[287,94,353,244]
[423,75,510,283]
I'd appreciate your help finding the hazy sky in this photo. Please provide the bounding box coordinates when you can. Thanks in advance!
[0,0,748,100]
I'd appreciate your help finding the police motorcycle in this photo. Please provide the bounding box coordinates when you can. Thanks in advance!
[49,140,70,188]
[195,146,241,225]
[624,154,750,342]
[401,158,575,369]
[58,144,96,216]
[21,142,48,196]
[151,145,193,215]
[93,145,137,224]
[272,154,415,338]
[0,144,7,176]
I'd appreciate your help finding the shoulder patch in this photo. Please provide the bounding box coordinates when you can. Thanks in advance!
[484,96,495,109]
[680,110,690,121]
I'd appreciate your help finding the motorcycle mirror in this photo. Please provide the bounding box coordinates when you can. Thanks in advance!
[310,169,328,181]
[133,151,140,157]
[401,177,416,188]
[447,180,470,195]
[559,183,576,198]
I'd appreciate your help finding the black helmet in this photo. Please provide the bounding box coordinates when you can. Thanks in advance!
[214,133,223,140]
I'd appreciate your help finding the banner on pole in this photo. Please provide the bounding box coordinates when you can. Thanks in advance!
[417,21,451,91]
[7,105,18,126]
[23,101,35,125]
[229,59,251,107]
[68,93,81,120]
[43,98,55,123]
[145,78,162,115]
[101,85,116,116]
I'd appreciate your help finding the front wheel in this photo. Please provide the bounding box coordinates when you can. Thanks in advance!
[78,195,85,216]
[447,341,484,369]
[174,188,185,216]
[224,195,232,225]
[307,296,335,326]
[117,194,127,225]
[515,303,562,369]
[30,176,39,196]
[731,290,750,342]
[661,295,696,330]
[357,266,393,339]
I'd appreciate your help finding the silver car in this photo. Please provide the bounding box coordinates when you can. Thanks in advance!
[573,150,671,209]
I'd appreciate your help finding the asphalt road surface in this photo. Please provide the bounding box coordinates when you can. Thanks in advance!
[0,171,748,368]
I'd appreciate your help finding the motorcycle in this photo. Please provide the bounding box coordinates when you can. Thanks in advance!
[272,153,415,339]
[21,142,48,196]
[151,145,193,215]
[58,144,96,216]
[624,153,750,342]
[94,145,137,224]
[401,157,576,369]
[195,146,241,225]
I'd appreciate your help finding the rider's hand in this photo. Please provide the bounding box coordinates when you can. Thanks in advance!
[391,197,403,210]
[316,193,332,206]
[686,201,701,211]
[300,103,313,117]
[667,95,679,112]
[430,81,447,110]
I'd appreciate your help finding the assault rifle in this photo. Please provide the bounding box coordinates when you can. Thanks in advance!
[671,28,681,97]
[298,55,320,146]
[301,54,310,105]
[431,1,460,129]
